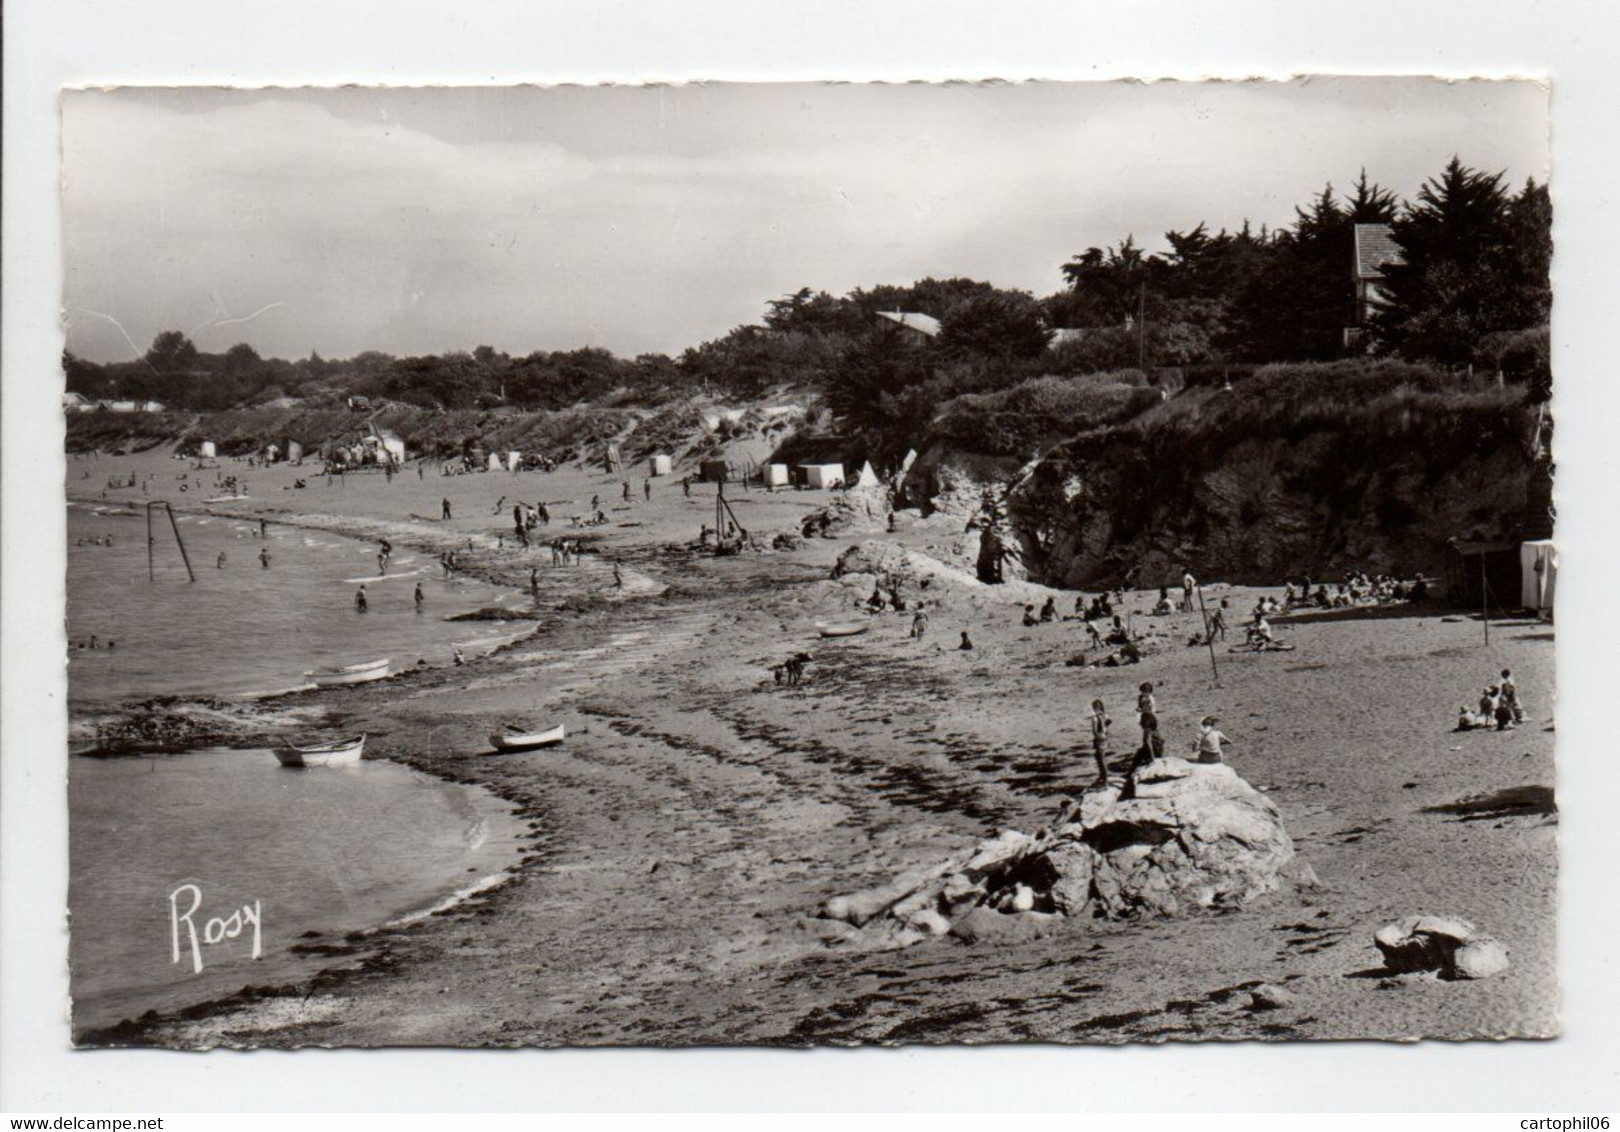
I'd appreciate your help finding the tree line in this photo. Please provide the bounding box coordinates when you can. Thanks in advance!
[64,157,1550,419]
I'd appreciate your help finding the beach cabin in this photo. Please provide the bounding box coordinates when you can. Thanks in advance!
[199,441,217,459]
[62,392,94,412]
[649,454,673,477]
[486,452,503,472]
[287,440,303,464]
[1444,539,1523,614]
[508,451,522,472]
[763,463,790,488]
[767,434,880,491]
[801,464,846,489]
[1520,540,1557,614]
[699,459,733,484]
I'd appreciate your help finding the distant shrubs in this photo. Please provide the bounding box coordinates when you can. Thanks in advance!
[931,370,1163,457]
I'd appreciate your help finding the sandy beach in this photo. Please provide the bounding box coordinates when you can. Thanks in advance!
[69,449,1556,1047]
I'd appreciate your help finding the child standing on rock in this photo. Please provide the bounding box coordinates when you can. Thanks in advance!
[1196,716,1231,764]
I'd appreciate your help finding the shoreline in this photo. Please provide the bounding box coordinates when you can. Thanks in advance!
[66,452,1558,1047]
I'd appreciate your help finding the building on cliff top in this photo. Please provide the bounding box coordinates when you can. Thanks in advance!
[1347,223,1402,348]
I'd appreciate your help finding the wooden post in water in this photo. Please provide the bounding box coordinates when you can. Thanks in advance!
[146,503,156,582]
[152,498,198,579]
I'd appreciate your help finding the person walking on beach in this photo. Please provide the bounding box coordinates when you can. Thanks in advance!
[958,630,974,651]
[1087,699,1112,790]
[911,606,929,641]
[1196,716,1231,764]
[1182,570,1197,611]
[413,582,424,612]
[644,478,652,502]
[259,518,268,539]
[355,584,369,613]
[442,498,453,521]
[621,481,632,504]
[613,562,625,589]
[683,476,691,499]
[259,547,272,569]
[378,539,392,575]
[530,567,541,601]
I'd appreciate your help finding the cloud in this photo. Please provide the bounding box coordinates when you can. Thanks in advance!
[61,81,1548,362]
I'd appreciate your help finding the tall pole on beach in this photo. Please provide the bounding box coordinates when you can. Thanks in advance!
[146,504,155,582]
[1196,585,1220,686]
[1481,555,1490,647]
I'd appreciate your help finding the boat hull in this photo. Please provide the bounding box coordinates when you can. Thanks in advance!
[816,621,870,638]
[306,658,391,687]
[274,735,366,767]
[488,725,566,752]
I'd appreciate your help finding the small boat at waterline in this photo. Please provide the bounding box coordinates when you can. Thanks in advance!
[305,658,391,687]
[488,724,566,753]
[816,620,871,638]
[274,734,366,768]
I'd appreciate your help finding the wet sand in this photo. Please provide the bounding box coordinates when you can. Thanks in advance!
[69,450,1557,1046]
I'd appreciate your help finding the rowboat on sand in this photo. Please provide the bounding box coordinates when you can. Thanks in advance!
[488,724,567,753]
[274,734,366,768]
[305,658,391,687]
[816,620,871,638]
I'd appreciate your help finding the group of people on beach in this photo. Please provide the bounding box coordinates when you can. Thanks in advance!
[1083,682,1233,794]
[1457,669,1527,732]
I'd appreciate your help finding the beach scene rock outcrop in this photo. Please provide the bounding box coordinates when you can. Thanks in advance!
[820,758,1308,948]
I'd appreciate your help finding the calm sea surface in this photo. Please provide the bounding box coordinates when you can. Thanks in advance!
[66,503,533,1035]
[69,747,525,1036]
[67,502,529,712]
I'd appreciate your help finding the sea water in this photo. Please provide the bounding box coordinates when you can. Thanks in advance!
[65,503,534,1035]
[69,747,526,1037]
[67,503,530,713]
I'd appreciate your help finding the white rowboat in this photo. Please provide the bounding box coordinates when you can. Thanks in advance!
[488,724,566,753]
[306,658,391,687]
[816,620,870,638]
[274,733,366,767]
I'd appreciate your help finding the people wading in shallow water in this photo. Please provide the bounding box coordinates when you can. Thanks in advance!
[259,547,271,569]
[216,551,227,569]
[414,582,425,612]
[355,584,368,613]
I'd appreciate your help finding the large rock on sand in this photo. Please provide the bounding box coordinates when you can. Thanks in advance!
[819,758,1304,949]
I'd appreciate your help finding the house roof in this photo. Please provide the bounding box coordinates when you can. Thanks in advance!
[1354,223,1401,280]
[876,310,942,338]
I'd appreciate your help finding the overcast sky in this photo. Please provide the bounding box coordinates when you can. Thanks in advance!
[61,78,1548,363]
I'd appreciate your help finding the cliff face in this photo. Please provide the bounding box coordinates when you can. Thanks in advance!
[921,362,1544,589]
[1009,425,1535,588]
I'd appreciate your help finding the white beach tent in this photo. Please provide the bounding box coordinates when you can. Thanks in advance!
[649,454,673,476]
[199,441,216,458]
[1520,540,1557,613]
[487,452,503,472]
[508,451,522,472]
[763,463,790,487]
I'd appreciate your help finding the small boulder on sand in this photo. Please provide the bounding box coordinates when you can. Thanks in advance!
[1374,916,1511,980]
